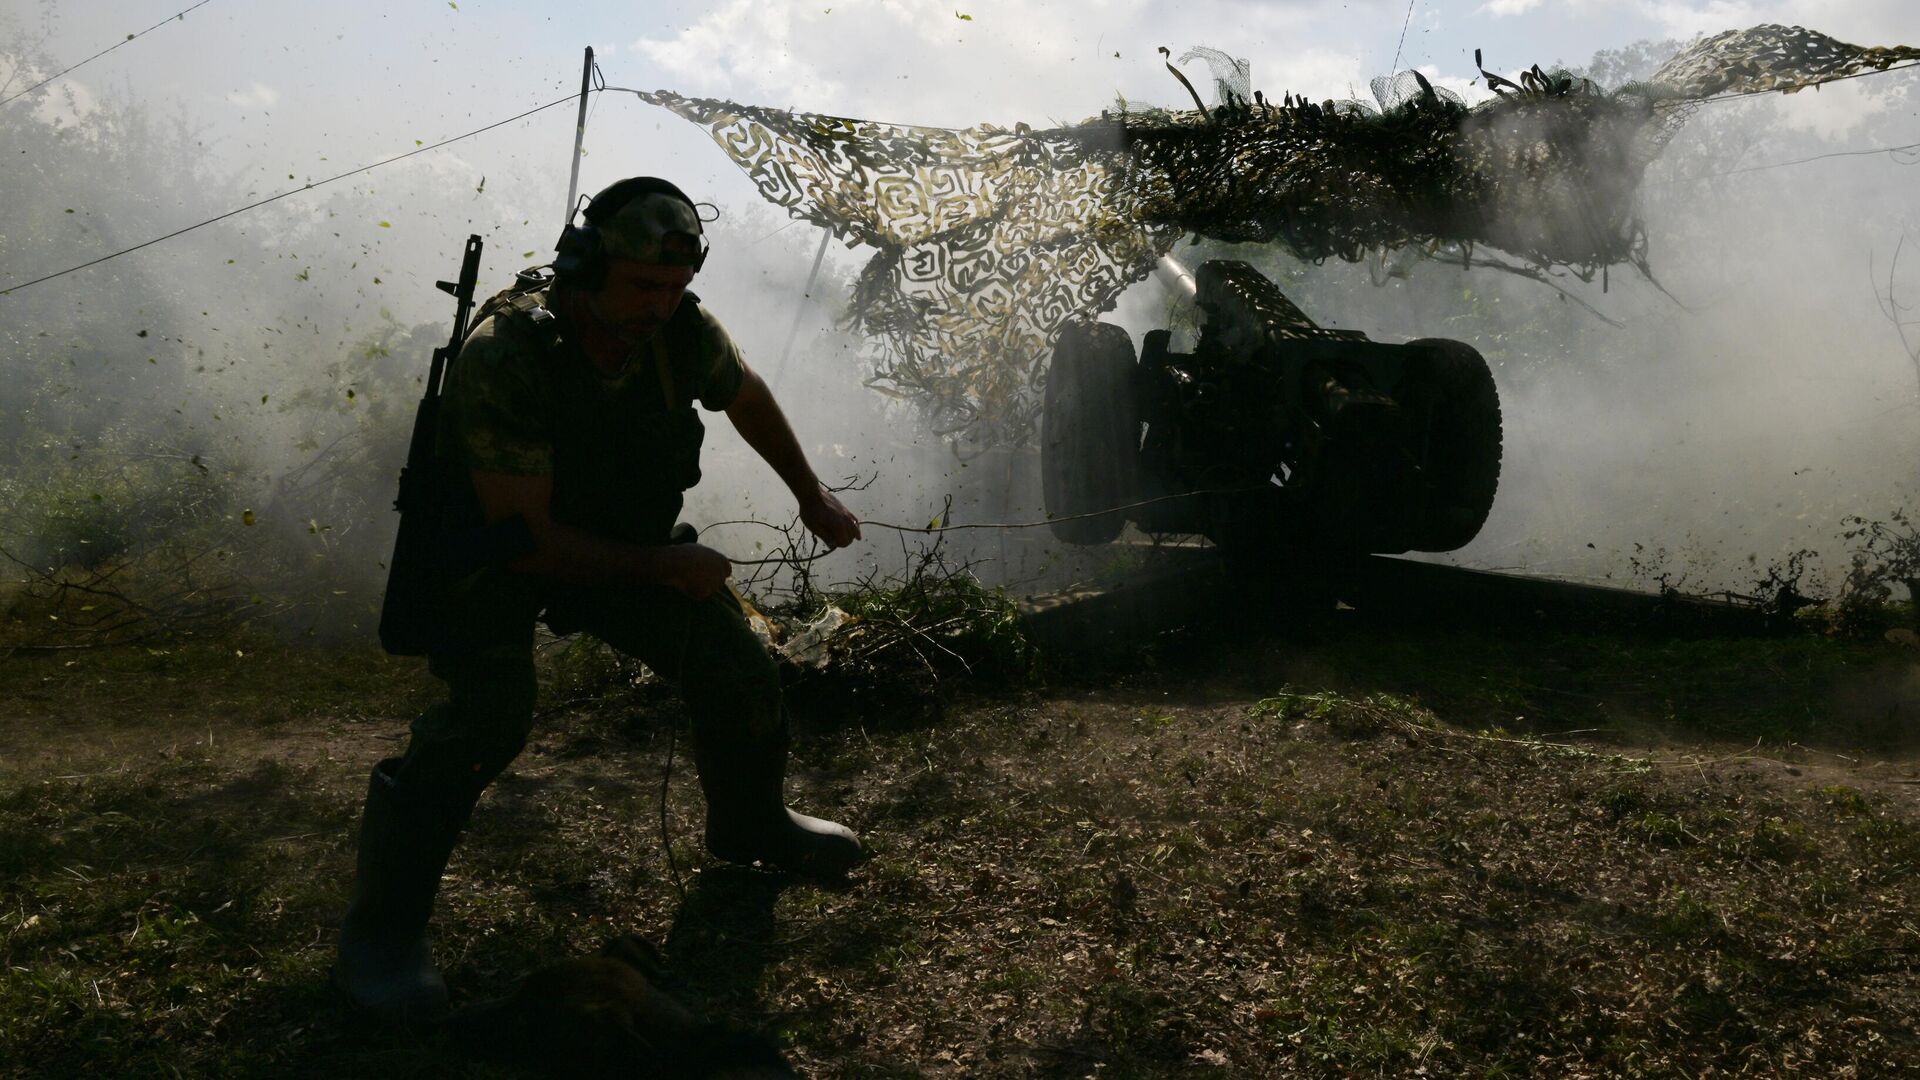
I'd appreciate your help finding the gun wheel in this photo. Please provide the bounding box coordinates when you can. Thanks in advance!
[1042,321,1142,544]
[1403,338,1503,552]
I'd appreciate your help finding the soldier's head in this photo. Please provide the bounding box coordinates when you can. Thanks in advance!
[554,176,708,339]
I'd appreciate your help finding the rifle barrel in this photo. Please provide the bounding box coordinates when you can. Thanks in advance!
[450,233,484,347]
[428,234,486,397]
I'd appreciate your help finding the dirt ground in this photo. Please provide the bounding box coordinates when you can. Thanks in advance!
[2,610,1918,1077]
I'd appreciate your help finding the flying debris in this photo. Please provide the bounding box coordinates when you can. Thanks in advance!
[640,25,1920,447]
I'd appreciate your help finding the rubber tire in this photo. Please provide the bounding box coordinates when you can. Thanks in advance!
[1042,321,1142,545]
[1403,338,1502,552]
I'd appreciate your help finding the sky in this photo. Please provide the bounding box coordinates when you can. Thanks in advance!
[6,1,1920,595]
[5,0,1918,301]
[10,0,1920,267]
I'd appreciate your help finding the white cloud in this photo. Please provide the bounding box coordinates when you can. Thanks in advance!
[1481,0,1544,16]
[1629,0,1920,43]
[1418,64,1496,107]
[1268,49,1378,106]
[224,81,279,109]
[1633,0,1761,39]
[630,0,1341,128]
[1766,70,1909,138]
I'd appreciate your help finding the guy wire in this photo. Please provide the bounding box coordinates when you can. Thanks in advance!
[0,0,217,108]
[1,89,591,295]
[1391,0,1417,76]
[1673,139,1920,183]
[8,60,1920,296]
[1692,59,1920,105]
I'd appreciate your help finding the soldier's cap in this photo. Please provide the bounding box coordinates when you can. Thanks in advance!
[595,190,705,267]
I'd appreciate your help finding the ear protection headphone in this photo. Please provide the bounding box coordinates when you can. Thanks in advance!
[552,176,710,289]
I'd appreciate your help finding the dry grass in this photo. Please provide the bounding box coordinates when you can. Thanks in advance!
[2,611,1917,1077]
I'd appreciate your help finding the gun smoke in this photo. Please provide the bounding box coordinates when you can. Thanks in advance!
[4,11,1919,644]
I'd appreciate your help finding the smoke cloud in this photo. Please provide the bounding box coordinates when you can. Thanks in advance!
[4,6,1919,638]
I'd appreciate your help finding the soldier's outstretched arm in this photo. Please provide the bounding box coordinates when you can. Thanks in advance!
[724,364,861,549]
[468,470,731,599]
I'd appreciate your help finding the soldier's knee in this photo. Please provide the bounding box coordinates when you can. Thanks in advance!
[677,607,783,738]
[407,671,536,795]
[468,729,528,789]
[717,625,781,700]
[464,693,534,782]
[399,718,528,793]
[450,660,535,728]
[736,632,781,686]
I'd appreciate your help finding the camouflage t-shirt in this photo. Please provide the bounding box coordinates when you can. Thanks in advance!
[437,287,747,544]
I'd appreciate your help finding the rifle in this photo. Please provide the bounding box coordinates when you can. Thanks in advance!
[378,234,535,656]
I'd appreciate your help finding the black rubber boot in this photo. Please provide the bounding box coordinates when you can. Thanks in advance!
[696,729,861,877]
[334,757,477,1023]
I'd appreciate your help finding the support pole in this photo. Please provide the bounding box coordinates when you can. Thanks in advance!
[563,46,595,228]
[771,226,833,391]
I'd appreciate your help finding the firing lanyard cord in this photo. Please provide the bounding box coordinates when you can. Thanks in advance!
[664,487,1257,874]
[717,487,1260,568]
[861,487,1256,535]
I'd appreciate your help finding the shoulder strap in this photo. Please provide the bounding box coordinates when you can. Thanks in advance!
[668,291,704,354]
[638,293,706,410]
[467,266,557,344]
[650,333,678,410]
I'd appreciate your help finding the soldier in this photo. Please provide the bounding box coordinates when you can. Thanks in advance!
[335,176,862,1022]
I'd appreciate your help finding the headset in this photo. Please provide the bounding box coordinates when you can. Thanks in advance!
[552,176,710,289]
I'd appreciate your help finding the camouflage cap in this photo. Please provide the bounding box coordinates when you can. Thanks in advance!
[596,191,705,266]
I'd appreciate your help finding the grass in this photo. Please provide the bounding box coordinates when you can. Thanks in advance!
[0,606,1917,1076]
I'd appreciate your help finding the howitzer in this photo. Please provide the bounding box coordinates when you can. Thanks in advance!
[378,235,535,656]
[1042,257,1503,557]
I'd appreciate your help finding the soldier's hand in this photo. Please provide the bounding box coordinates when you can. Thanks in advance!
[800,486,862,550]
[661,543,733,599]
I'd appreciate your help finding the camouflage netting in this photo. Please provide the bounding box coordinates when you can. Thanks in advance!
[638,25,1920,448]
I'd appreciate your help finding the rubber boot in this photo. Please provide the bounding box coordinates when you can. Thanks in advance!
[696,728,861,877]
[334,757,476,1023]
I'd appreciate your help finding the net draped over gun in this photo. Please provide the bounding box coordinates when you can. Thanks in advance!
[638,25,1920,450]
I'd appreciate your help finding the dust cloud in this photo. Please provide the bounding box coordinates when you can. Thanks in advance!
[1436,70,1920,598]
[4,16,1918,638]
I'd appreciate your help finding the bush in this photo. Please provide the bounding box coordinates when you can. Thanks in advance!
[1832,511,1920,636]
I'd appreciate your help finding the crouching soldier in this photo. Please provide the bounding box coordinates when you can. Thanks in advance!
[335,176,863,1021]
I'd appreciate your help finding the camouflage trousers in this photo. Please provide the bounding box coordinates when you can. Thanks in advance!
[394,570,781,793]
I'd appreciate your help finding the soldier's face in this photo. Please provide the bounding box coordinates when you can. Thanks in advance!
[593,259,695,340]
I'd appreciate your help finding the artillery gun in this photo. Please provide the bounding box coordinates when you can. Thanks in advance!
[1042,258,1502,557]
